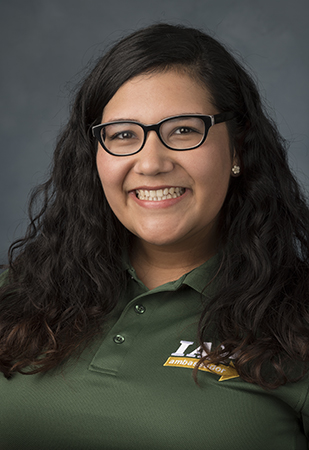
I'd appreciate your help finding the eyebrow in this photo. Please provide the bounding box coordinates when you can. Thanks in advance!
[103,118,139,122]
[102,113,207,123]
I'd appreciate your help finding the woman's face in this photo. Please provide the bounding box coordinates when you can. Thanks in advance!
[96,70,237,252]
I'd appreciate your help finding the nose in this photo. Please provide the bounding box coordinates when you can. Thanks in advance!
[133,130,174,176]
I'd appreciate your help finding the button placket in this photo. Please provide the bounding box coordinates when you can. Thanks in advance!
[88,291,164,375]
[113,335,125,344]
[134,304,146,314]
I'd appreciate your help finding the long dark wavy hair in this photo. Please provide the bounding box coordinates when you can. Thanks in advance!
[1,23,308,388]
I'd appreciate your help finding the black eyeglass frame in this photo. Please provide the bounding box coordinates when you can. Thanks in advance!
[92,111,235,156]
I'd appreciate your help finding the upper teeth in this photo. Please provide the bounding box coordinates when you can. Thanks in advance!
[136,187,185,201]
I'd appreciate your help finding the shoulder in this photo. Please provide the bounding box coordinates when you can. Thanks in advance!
[0,270,9,288]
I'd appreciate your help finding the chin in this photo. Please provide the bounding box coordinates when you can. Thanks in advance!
[134,230,188,248]
[138,236,177,247]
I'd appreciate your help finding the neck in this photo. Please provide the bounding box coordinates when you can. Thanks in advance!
[130,234,218,290]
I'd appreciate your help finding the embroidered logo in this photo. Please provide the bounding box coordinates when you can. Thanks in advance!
[163,340,239,381]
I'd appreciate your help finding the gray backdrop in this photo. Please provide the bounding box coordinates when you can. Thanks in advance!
[1,0,308,262]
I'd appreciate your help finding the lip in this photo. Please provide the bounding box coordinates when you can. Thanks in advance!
[129,187,188,209]
[131,185,185,191]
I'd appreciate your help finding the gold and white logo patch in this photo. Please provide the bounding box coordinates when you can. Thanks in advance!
[163,340,239,381]
[163,357,238,381]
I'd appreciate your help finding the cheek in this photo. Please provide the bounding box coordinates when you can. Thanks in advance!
[192,147,232,184]
[96,149,128,211]
[96,150,117,196]
[96,147,121,183]
[191,147,232,212]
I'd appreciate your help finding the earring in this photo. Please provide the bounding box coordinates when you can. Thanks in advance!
[231,165,241,175]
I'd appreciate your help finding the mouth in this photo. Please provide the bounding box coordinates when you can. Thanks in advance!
[135,187,185,201]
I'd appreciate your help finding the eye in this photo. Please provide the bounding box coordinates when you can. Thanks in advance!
[171,126,203,139]
[110,130,136,140]
[173,126,201,135]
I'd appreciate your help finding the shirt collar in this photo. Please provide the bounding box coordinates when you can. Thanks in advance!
[182,253,221,294]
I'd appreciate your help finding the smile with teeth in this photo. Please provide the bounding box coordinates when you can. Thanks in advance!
[136,187,185,201]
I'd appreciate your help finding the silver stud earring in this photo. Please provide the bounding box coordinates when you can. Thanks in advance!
[231,165,241,175]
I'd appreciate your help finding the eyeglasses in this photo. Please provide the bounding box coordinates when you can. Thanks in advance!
[92,112,235,156]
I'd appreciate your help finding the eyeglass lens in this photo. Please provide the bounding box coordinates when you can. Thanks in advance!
[100,116,207,155]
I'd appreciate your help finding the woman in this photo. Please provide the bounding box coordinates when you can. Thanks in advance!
[0,23,309,449]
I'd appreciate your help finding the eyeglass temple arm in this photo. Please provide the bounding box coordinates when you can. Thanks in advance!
[212,111,236,126]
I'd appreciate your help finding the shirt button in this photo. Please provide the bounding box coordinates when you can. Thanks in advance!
[113,334,125,344]
[134,304,146,314]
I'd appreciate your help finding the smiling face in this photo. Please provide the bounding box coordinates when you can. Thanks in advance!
[96,70,236,258]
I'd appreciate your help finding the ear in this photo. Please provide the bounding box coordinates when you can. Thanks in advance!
[231,151,241,177]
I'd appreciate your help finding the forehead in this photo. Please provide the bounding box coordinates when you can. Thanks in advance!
[102,70,215,123]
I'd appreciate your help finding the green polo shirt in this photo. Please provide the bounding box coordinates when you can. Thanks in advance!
[0,255,309,449]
